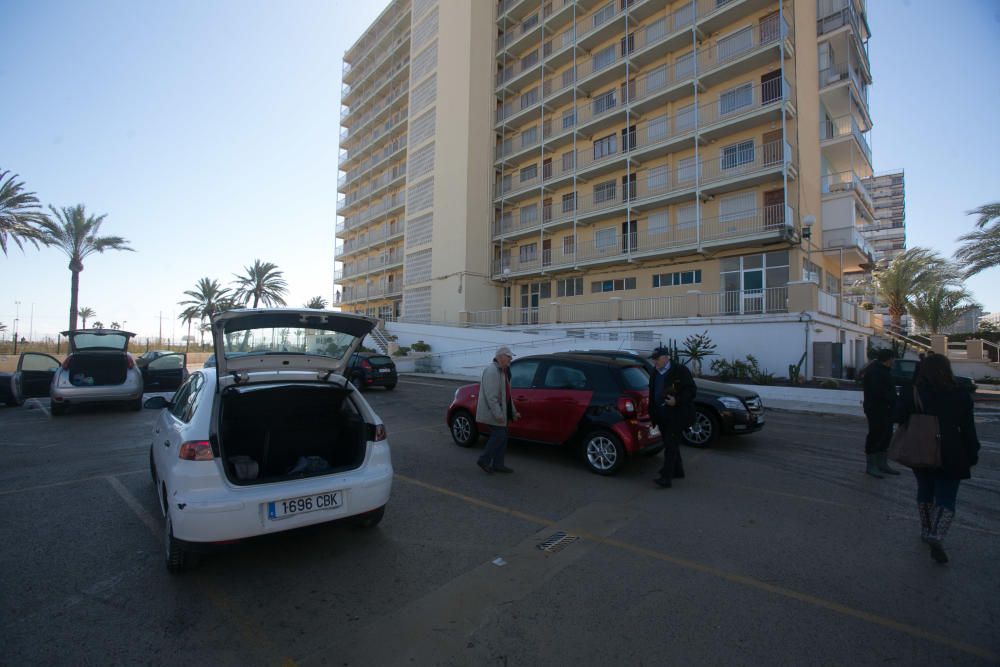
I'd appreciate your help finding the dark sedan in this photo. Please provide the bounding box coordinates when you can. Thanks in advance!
[347,352,397,391]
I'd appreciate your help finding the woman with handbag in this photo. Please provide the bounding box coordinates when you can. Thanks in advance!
[894,354,980,564]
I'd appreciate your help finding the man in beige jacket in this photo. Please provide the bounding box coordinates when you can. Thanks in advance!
[476,346,521,474]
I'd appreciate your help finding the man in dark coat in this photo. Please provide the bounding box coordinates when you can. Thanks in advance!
[862,348,899,478]
[649,346,697,488]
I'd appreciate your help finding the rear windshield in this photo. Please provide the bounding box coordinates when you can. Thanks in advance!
[223,329,356,362]
[620,366,649,390]
[368,355,393,366]
[71,332,130,351]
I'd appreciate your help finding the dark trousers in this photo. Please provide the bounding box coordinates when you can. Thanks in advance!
[864,406,893,455]
[479,426,508,468]
[913,469,961,511]
[657,422,685,479]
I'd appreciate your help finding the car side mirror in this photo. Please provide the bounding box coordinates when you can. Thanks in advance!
[144,396,170,410]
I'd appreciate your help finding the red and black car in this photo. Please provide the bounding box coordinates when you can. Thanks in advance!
[347,352,398,391]
[446,352,663,475]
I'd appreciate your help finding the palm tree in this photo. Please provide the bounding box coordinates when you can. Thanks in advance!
[109,321,121,330]
[93,320,104,329]
[955,201,1000,278]
[35,205,134,331]
[0,169,47,255]
[199,322,212,350]
[78,307,95,329]
[179,278,231,321]
[178,305,201,353]
[872,247,959,329]
[908,285,979,334]
[232,260,288,308]
[305,296,327,309]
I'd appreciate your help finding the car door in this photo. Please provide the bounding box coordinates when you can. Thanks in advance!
[154,374,202,476]
[142,353,188,392]
[506,359,543,441]
[531,361,594,444]
[15,352,61,400]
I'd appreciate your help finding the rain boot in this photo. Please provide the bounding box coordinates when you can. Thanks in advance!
[927,506,955,564]
[918,502,933,543]
[865,454,885,478]
[877,452,900,475]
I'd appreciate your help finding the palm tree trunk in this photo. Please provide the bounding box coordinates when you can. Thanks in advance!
[185,319,192,353]
[69,269,80,331]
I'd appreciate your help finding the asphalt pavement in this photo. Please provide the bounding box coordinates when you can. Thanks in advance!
[1,379,998,666]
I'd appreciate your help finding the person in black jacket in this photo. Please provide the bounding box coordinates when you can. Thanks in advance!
[862,348,899,478]
[648,346,697,488]
[895,354,980,564]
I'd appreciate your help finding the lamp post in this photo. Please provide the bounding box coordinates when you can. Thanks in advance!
[13,301,21,354]
[802,215,816,283]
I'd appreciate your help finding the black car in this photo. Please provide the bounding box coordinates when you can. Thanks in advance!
[568,350,765,446]
[347,352,398,390]
[890,358,977,393]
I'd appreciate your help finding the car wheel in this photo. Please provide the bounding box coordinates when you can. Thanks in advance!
[449,410,479,447]
[683,408,720,448]
[351,373,365,391]
[165,511,198,573]
[582,430,625,476]
[384,383,396,391]
[50,402,67,417]
[131,396,143,411]
[350,505,385,528]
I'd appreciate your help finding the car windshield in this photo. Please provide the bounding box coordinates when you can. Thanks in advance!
[621,365,649,390]
[221,327,357,363]
[70,332,130,351]
[368,355,393,366]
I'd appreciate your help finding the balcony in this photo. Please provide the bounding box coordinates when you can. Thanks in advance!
[492,203,794,279]
[340,222,406,258]
[342,250,405,280]
[342,57,409,112]
[821,114,872,167]
[495,47,544,94]
[822,226,874,273]
[340,134,408,193]
[342,282,404,304]
[819,60,870,123]
[340,110,408,169]
[344,9,411,85]
[817,0,871,72]
[337,191,406,235]
[696,13,791,89]
[821,170,874,217]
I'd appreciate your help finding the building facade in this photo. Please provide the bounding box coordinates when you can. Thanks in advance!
[336,0,876,333]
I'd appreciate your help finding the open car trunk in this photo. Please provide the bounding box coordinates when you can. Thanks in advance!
[66,352,128,386]
[218,383,368,485]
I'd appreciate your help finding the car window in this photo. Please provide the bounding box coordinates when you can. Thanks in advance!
[620,366,649,390]
[541,364,589,390]
[69,331,130,351]
[21,354,59,373]
[169,373,203,423]
[368,355,393,366]
[509,360,541,389]
[148,354,184,371]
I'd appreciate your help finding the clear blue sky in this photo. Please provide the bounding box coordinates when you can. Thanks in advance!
[2,0,998,341]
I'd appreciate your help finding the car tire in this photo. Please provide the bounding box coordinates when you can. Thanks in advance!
[131,396,143,411]
[682,408,720,448]
[350,505,385,528]
[50,402,67,417]
[582,429,626,476]
[351,373,365,391]
[384,383,396,391]
[165,511,198,573]
[449,410,479,447]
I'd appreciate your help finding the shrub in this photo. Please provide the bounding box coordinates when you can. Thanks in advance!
[392,346,410,357]
[410,340,431,352]
[820,379,839,389]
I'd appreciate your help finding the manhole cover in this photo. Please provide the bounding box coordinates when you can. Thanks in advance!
[536,531,579,554]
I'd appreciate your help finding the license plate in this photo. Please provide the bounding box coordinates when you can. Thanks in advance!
[379,368,391,373]
[648,425,660,437]
[267,491,342,520]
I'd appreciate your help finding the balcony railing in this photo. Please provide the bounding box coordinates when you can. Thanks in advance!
[819,61,869,103]
[342,222,406,255]
[338,191,406,233]
[342,111,407,163]
[342,251,405,280]
[342,283,404,303]
[822,170,873,212]
[341,134,408,191]
[343,57,408,111]
[821,114,872,165]
[345,9,411,83]
[493,204,792,276]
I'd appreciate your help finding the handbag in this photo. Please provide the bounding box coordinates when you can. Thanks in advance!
[888,387,942,468]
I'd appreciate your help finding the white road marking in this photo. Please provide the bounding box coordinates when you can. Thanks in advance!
[105,475,162,540]
[28,398,50,416]
[0,469,144,497]
[398,378,466,389]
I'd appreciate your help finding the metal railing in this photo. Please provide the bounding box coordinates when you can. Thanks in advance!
[467,309,504,327]
[342,222,406,255]
[821,115,872,165]
[620,295,687,322]
[822,170,873,211]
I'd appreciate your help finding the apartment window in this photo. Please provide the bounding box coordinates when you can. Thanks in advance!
[521,87,539,110]
[519,243,538,263]
[563,235,575,255]
[523,127,540,148]
[676,203,697,233]
[674,51,694,80]
[521,49,539,70]
[653,270,702,288]
[595,226,616,249]
[620,32,635,56]
[523,12,539,31]
[591,277,637,293]
[719,191,756,230]
[719,82,753,116]
[557,277,584,297]
[647,165,668,192]
[717,26,753,63]
[593,89,616,115]
[761,70,782,104]
[646,17,667,43]
[503,286,511,308]
[648,211,669,236]
[645,65,668,94]
[648,114,668,142]
[501,174,512,193]
[542,197,552,221]
[542,158,552,180]
[622,219,637,252]
[562,66,576,88]
[593,44,616,72]
[562,151,575,171]
[826,273,841,295]
[498,210,513,232]
[562,108,576,129]
[562,192,577,212]
[593,134,617,160]
[621,125,636,151]
[593,4,615,28]
[677,156,697,184]
[621,79,636,103]
[499,137,512,157]
[520,164,538,182]
[622,173,636,201]
[721,140,755,170]
[675,103,696,133]
[520,203,538,225]
[594,180,617,203]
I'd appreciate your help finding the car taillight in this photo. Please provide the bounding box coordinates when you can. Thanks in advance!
[179,441,213,461]
[618,396,637,417]
[361,359,372,369]
[374,424,387,441]
[126,355,135,369]
[62,355,73,370]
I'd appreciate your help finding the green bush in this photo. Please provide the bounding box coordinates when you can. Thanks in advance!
[410,340,431,352]
[820,379,839,389]
[392,346,410,357]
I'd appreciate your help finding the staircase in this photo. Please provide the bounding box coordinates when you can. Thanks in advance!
[369,323,391,354]
[870,323,931,359]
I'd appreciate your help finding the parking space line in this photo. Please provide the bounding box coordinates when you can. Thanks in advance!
[0,468,145,497]
[393,472,999,662]
[28,398,50,416]
[398,379,465,389]
[105,476,161,539]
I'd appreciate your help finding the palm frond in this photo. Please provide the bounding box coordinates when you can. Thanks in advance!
[0,169,49,255]
[955,224,1000,278]
[968,202,1000,229]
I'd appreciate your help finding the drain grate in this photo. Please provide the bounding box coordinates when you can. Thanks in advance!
[536,531,579,554]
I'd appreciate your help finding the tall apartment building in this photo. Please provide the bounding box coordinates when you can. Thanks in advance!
[861,170,905,265]
[336,0,876,332]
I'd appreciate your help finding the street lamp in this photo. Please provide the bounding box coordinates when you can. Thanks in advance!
[802,215,816,283]
[13,301,20,354]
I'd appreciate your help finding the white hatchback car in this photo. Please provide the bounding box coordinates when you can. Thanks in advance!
[145,309,393,572]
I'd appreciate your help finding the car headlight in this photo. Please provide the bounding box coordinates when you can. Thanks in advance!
[718,396,746,410]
